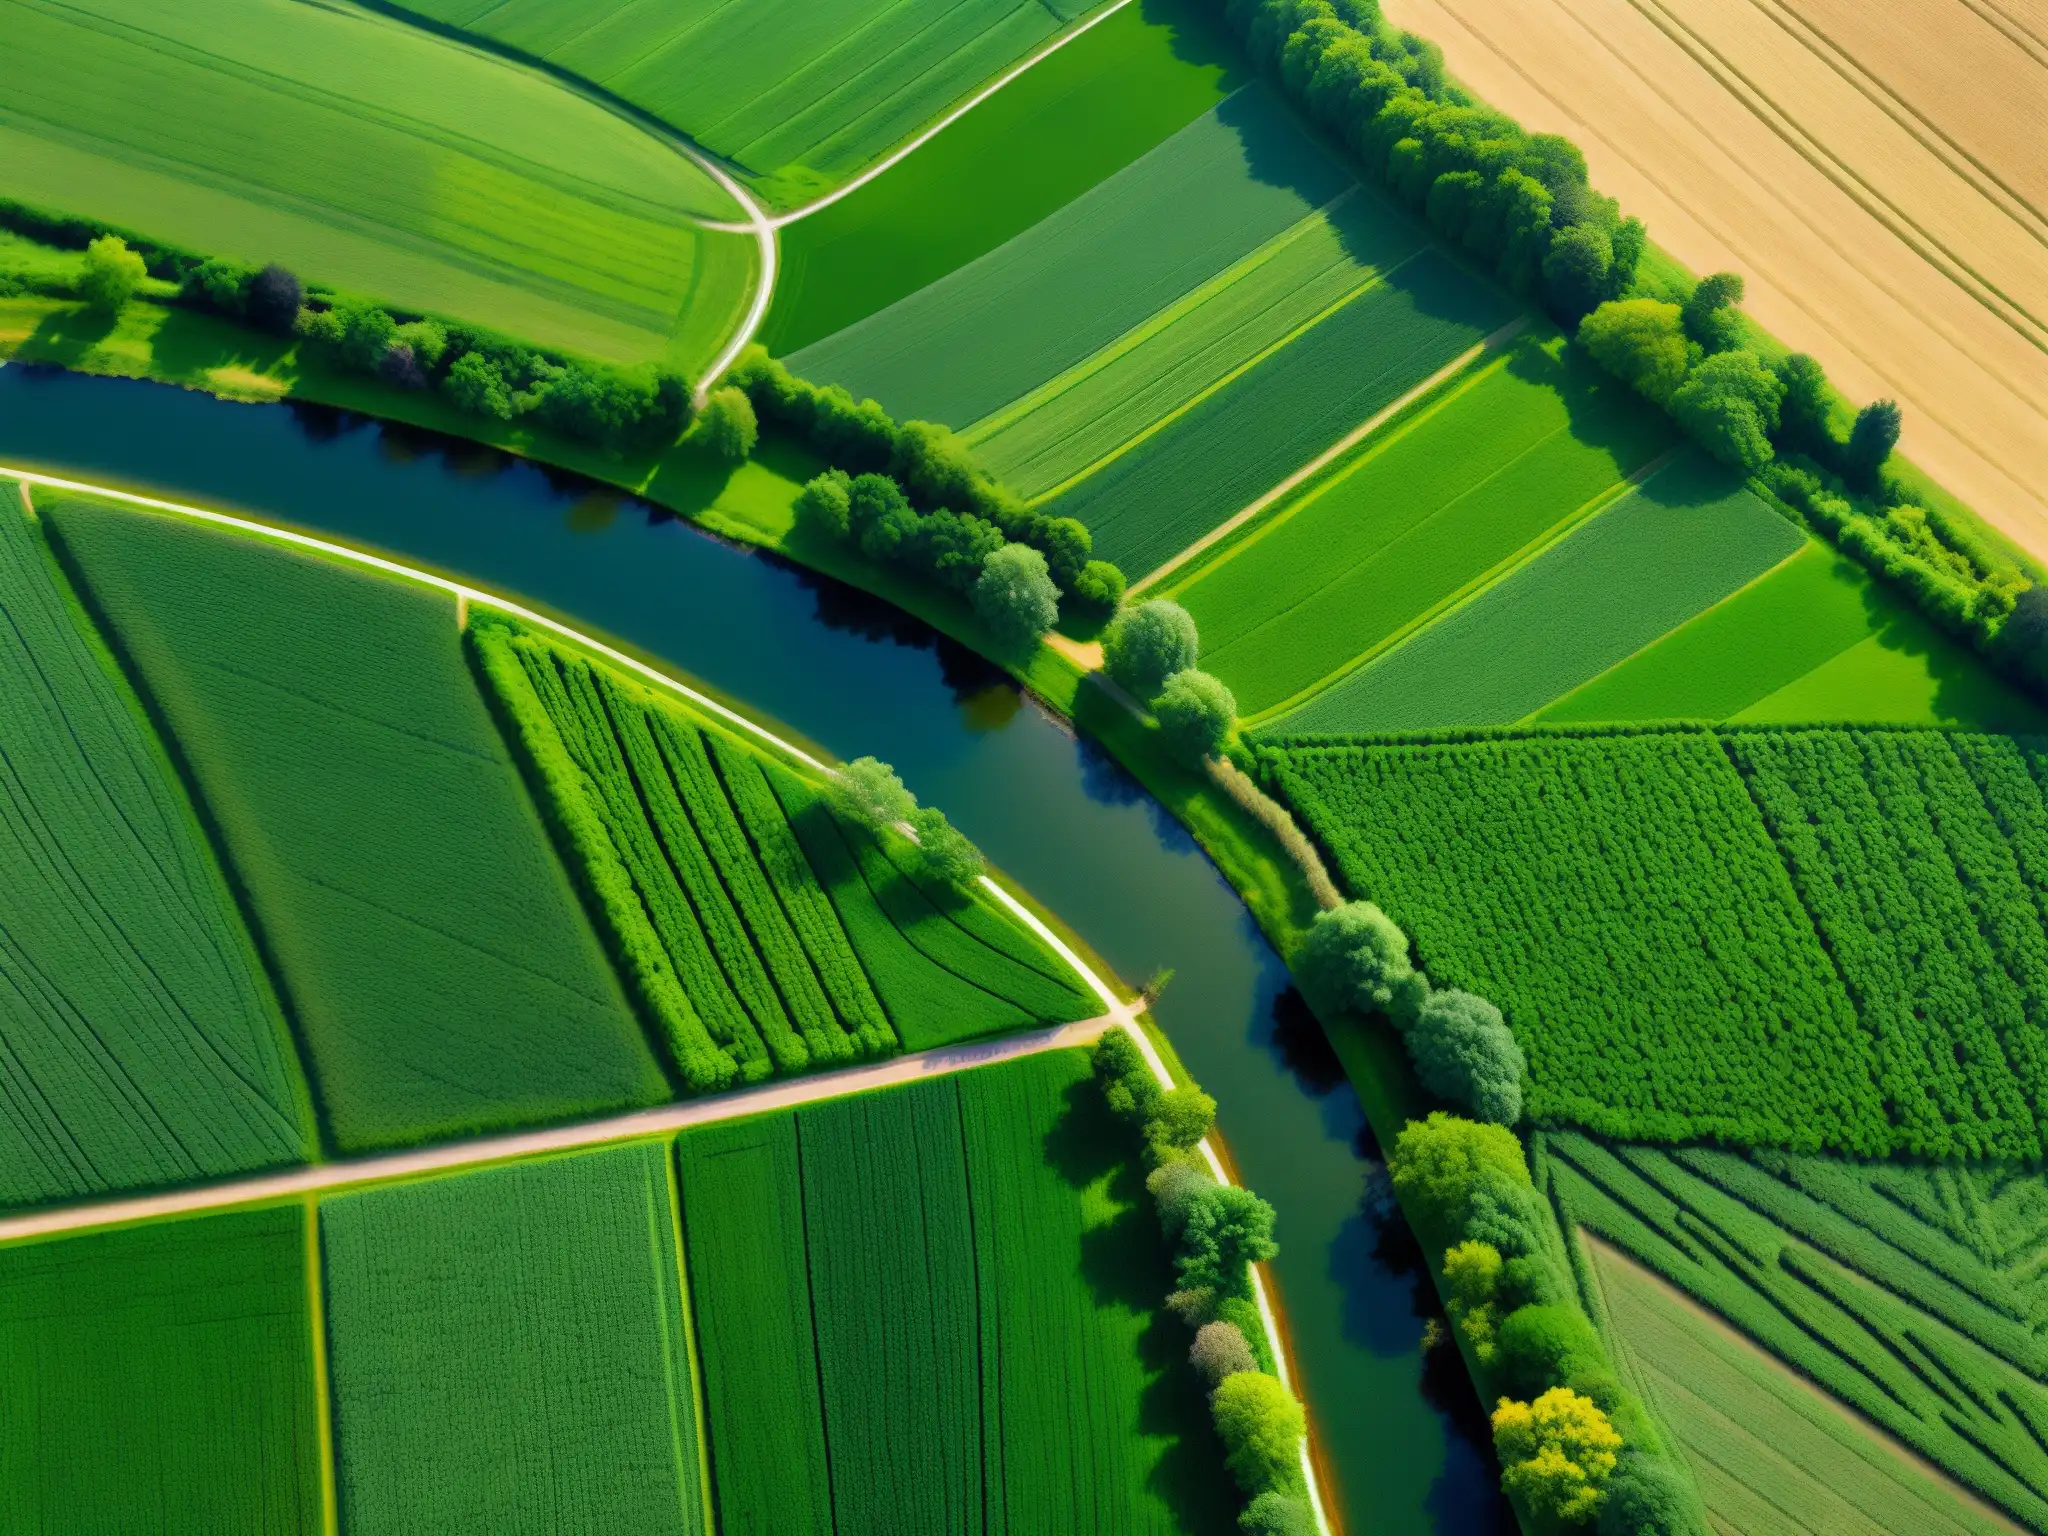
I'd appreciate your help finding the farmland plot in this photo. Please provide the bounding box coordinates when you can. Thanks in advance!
[321,1142,707,1536]
[1051,248,1516,578]
[1279,454,1803,733]
[1548,1133,2048,1531]
[43,497,664,1152]
[0,485,311,1207]
[0,1205,323,1534]
[1174,339,1671,717]
[786,84,1354,428]
[0,0,753,368]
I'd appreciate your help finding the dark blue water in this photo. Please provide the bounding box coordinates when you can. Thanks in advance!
[0,362,1509,1535]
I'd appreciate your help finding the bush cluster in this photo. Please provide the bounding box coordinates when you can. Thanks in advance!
[1389,1114,1704,1532]
[826,755,985,895]
[1101,600,1240,767]
[1092,1032,1315,1534]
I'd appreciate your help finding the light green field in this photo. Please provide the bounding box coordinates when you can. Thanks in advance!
[1540,541,2048,731]
[968,186,1427,496]
[390,0,1090,205]
[1176,339,1673,718]
[763,0,1243,353]
[43,496,666,1152]
[786,83,1353,429]
[0,0,754,368]
[321,1142,707,1536]
[1278,454,1805,734]
[0,1205,323,1534]
[1586,1236,2011,1536]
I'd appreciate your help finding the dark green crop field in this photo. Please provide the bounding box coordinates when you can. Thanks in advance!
[43,498,665,1151]
[0,484,310,1207]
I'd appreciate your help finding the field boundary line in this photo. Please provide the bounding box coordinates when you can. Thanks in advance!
[1027,251,1430,508]
[304,1198,341,1536]
[1132,316,1528,595]
[960,186,1368,450]
[1240,446,1679,727]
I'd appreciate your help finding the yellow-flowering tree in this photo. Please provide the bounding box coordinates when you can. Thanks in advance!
[1442,1239,1503,1361]
[1492,1387,1622,1526]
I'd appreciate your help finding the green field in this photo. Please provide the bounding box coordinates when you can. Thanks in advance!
[1052,248,1515,578]
[0,1205,323,1533]
[388,0,1088,203]
[477,624,1090,1076]
[0,0,754,368]
[677,1051,1233,1534]
[786,84,1352,428]
[0,486,310,1206]
[44,498,665,1151]
[1175,340,1672,717]
[1280,454,1805,733]
[321,1142,706,1535]
[1584,1231,2011,1536]
[1737,625,2048,732]
[762,0,1243,353]
[968,188,1428,496]
[1548,1134,2048,1531]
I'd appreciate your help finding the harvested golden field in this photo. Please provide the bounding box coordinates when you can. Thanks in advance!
[1386,0,2048,559]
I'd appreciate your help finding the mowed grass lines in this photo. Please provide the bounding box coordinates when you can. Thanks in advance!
[396,0,1078,200]
[1583,1225,2012,1536]
[0,0,753,367]
[787,84,1353,428]
[1551,1135,2048,1530]
[1176,339,1672,717]
[44,498,664,1151]
[0,1205,322,1534]
[0,487,310,1207]
[320,1142,707,1536]
[677,1052,1232,1535]
[764,0,1243,351]
[1281,454,1804,733]
[1055,249,1516,577]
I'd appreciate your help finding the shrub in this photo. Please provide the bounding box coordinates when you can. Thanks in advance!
[973,543,1060,650]
[1679,271,1746,353]
[1494,1304,1606,1401]
[829,756,914,829]
[1578,300,1689,405]
[1388,1112,1531,1237]
[1444,1238,1504,1360]
[79,235,147,311]
[1494,1388,1621,1526]
[1071,558,1127,615]
[1844,398,1902,489]
[699,385,758,461]
[1294,901,1428,1024]
[1597,1452,1707,1536]
[1177,1183,1279,1298]
[905,805,983,892]
[1104,600,1200,702]
[1409,989,1526,1125]
[245,263,303,334]
[1211,1370,1306,1497]
[1190,1320,1259,1386]
[792,469,852,540]
[527,361,690,451]
[181,257,251,316]
[1669,349,1782,470]
[1154,669,1237,766]
[443,351,513,421]
[1459,1164,1548,1259]
[332,302,398,374]
[396,319,447,370]
[1501,1253,1566,1311]
[889,417,981,509]
[1239,1490,1314,1536]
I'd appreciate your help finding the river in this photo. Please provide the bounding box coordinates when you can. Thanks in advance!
[0,362,1511,1534]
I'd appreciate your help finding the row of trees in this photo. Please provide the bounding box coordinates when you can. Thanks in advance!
[827,756,985,894]
[1093,1031,1314,1536]
[1102,600,1241,766]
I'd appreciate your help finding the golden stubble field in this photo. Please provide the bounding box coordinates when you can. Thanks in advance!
[1384,0,2048,560]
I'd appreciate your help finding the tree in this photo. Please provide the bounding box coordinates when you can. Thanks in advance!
[1148,1158,1215,1237]
[1239,1491,1314,1536]
[1577,300,1689,405]
[1095,1028,1160,1121]
[906,805,983,892]
[889,417,982,509]
[848,473,917,562]
[1387,1111,1531,1235]
[332,303,398,374]
[1294,901,1428,1024]
[379,341,426,390]
[1772,352,1833,457]
[1459,1166,1548,1259]
[1669,349,1782,471]
[1597,1453,1708,1536]
[1408,989,1526,1125]
[1844,398,1902,488]
[1103,600,1199,701]
[1177,1183,1279,1297]
[973,542,1061,649]
[1444,1238,1504,1360]
[1211,1370,1306,1496]
[79,235,147,311]
[1190,1320,1258,1386]
[1150,1084,1218,1154]
[443,351,513,421]
[1494,1304,1607,1401]
[830,756,914,828]
[1031,514,1092,587]
[902,508,1002,595]
[1679,270,1745,352]
[1542,222,1613,323]
[793,469,853,540]
[182,257,250,315]
[1070,558,1126,615]
[698,385,759,461]
[245,264,303,334]
[1154,669,1236,766]
[1998,583,2048,688]
[1493,1388,1621,1527]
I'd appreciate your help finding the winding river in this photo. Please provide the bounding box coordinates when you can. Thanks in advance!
[0,363,1510,1535]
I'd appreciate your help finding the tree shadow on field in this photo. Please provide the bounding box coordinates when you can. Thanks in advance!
[19,303,118,367]
[146,306,293,384]
[1045,1073,1239,1534]
[1503,331,1679,464]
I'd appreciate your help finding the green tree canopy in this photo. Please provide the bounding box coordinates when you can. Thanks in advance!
[906,805,983,892]
[78,235,147,311]
[1154,668,1236,766]
[1294,901,1427,1023]
[698,385,758,461]
[1578,300,1690,405]
[1388,1111,1531,1236]
[1103,600,1200,701]
[1845,398,1903,487]
[1210,1371,1306,1497]
[830,756,914,829]
[793,469,853,540]
[973,543,1061,649]
[1409,989,1526,1125]
[1669,349,1782,470]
